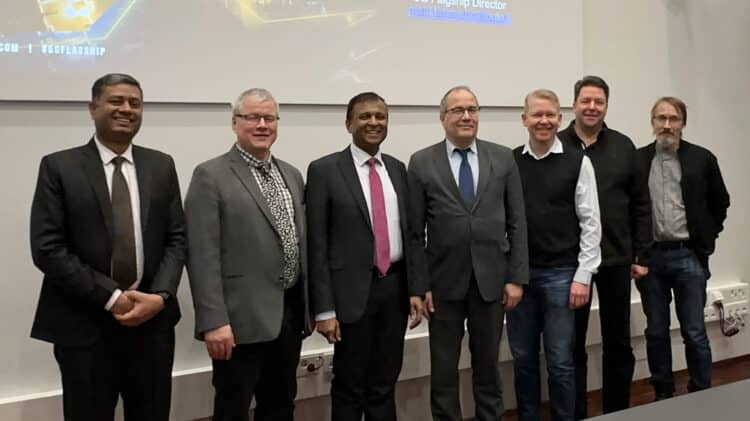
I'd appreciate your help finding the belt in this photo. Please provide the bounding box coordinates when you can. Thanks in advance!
[653,240,689,250]
[376,260,405,278]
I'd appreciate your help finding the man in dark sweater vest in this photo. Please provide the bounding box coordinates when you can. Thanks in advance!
[508,89,601,421]
[557,76,652,418]
[636,96,730,400]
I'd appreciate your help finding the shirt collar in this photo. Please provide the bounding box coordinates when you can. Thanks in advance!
[95,135,134,165]
[445,138,477,155]
[521,137,564,160]
[567,120,610,146]
[350,142,383,167]
[235,143,273,170]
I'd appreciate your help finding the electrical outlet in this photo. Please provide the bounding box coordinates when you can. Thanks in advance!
[296,355,325,378]
[714,283,749,304]
[704,283,749,323]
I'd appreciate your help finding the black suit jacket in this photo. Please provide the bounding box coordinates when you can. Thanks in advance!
[306,147,425,324]
[30,139,186,347]
[639,140,730,268]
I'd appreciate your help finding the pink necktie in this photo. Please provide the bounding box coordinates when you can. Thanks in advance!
[368,158,391,277]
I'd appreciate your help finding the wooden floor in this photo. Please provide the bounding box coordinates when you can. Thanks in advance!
[502,354,750,420]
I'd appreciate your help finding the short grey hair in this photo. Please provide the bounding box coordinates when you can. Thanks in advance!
[232,88,279,115]
[439,85,478,119]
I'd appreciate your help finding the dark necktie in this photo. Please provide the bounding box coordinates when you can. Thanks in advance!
[110,156,137,289]
[368,158,391,277]
[456,148,475,207]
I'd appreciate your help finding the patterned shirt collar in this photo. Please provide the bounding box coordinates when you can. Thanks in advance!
[235,143,273,171]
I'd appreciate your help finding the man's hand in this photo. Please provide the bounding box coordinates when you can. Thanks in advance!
[316,317,341,344]
[631,264,649,280]
[569,281,591,309]
[422,291,435,320]
[408,296,425,329]
[503,283,523,311]
[113,290,164,327]
[110,293,134,315]
[204,324,235,361]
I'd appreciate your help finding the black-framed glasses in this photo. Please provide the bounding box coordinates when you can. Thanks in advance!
[447,106,480,116]
[234,113,279,124]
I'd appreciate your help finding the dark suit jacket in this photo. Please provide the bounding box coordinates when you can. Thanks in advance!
[639,139,730,268]
[30,139,186,347]
[407,139,529,302]
[306,147,425,324]
[185,147,311,344]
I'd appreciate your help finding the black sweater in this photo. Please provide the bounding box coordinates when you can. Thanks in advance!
[558,122,652,267]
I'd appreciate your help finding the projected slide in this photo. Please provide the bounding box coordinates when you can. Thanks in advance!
[0,1,583,105]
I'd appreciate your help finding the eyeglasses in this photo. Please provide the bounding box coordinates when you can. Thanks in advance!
[653,115,682,124]
[446,106,480,117]
[234,113,279,124]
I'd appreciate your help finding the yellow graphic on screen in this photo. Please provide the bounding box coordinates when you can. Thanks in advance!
[226,0,374,27]
[38,0,115,32]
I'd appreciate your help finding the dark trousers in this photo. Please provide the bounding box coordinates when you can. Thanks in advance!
[211,287,304,421]
[331,267,409,421]
[573,265,634,419]
[53,326,175,421]
[636,247,711,396]
[507,267,577,421]
[429,278,505,421]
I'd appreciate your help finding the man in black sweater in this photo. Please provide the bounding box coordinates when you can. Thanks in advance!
[557,76,652,418]
[509,89,601,421]
[636,96,729,400]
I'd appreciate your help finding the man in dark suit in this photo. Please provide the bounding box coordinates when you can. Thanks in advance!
[408,86,529,421]
[185,88,311,421]
[30,73,186,421]
[636,96,730,400]
[306,92,426,421]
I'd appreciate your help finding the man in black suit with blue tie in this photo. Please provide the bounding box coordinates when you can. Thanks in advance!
[30,73,186,421]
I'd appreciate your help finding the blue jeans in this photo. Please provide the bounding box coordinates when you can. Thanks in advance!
[507,267,576,421]
[636,247,711,395]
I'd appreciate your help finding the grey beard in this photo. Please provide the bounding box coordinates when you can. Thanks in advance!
[656,134,679,151]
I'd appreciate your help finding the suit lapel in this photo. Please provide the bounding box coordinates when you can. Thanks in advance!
[132,146,151,232]
[227,148,278,234]
[433,141,468,210]
[337,147,372,231]
[474,139,492,211]
[83,139,114,239]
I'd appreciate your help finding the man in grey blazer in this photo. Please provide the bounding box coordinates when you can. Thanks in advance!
[408,86,529,421]
[185,88,311,421]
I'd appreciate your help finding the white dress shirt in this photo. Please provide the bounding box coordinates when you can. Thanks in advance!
[521,138,602,284]
[315,144,403,322]
[445,139,479,194]
[94,138,144,310]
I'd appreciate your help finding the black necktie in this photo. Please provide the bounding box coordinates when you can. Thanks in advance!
[110,156,137,289]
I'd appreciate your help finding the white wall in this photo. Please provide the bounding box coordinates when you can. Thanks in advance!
[0,0,748,419]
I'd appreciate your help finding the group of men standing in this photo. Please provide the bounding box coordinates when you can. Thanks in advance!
[29,73,729,421]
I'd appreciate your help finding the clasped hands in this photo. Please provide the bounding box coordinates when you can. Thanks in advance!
[109,290,165,327]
